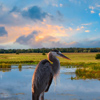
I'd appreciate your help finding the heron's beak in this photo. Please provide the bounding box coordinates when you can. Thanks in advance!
[59,53,71,60]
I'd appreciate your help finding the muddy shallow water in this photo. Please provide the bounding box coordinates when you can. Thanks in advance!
[0,65,100,100]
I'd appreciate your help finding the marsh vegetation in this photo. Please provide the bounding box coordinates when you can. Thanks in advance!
[0,53,100,79]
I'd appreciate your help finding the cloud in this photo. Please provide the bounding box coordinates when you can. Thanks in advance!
[76,26,84,31]
[16,31,38,45]
[0,4,8,12]
[52,3,63,7]
[81,23,92,26]
[4,38,100,49]
[0,5,53,26]
[15,31,81,48]
[81,26,84,28]
[91,10,95,13]
[89,6,95,10]
[0,42,30,49]
[9,6,20,13]
[82,40,100,48]
[14,25,85,48]
[52,4,58,7]
[21,6,48,21]
[91,40,100,47]
[0,45,5,49]
[64,40,100,48]
[0,22,85,46]
[89,4,100,16]
[15,30,60,48]
[96,5,100,7]
[0,26,8,36]
[76,28,80,31]
[14,27,68,48]
[85,30,90,32]
[69,27,72,31]
[99,13,100,16]
[60,4,63,7]
[15,31,61,48]
[0,23,69,44]
[0,5,24,26]
[63,41,83,48]
[56,10,63,17]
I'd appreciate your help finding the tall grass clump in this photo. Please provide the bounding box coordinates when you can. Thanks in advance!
[42,52,46,55]
[95,54,100,59]
[75,67,100,80]
[18,64,22,68]
[18,64,22,71]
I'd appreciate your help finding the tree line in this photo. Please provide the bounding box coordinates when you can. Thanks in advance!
[0,48,100,54]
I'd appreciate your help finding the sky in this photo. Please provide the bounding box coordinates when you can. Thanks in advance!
[0,0,100,49]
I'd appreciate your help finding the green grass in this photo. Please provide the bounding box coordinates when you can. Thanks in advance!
[0,53,100,65]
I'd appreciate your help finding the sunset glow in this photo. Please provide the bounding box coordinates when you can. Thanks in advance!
[0,0,100,49]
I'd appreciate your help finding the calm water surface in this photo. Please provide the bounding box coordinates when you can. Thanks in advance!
[0,65,100,100]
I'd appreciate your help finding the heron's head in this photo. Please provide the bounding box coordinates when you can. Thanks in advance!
[50,50,71,60]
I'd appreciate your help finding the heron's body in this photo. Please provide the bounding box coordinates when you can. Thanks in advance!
[32,59,53,100]
[32,50,70,100]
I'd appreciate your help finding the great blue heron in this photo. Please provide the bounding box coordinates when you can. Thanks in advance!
[32,50,70,100]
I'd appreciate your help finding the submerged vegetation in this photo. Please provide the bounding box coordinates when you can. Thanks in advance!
[0,63,11,72]
[0,63,11,68]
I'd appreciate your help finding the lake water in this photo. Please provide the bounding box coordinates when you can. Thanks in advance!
[0,65,100,100]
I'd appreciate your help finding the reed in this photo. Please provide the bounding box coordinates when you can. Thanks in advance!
[18,64,22,71]
[75,68,100,80]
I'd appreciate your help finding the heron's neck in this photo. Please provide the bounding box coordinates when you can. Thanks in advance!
[52,57,60,75]
[48,53,60,75]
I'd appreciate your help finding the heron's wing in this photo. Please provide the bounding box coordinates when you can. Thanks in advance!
[45,72,53,92]
[32,59,53,94]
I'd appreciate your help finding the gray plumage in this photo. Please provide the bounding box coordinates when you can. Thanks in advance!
[32,50,70,100]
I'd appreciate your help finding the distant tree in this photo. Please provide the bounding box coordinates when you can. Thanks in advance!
[95,54,100,59]
[75,50,78,53]
[83,50,87,53]
[88,50,90,53]
[0,48,100,54]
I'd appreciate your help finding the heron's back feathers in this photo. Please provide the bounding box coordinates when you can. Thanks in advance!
[32,59,53,95]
